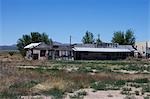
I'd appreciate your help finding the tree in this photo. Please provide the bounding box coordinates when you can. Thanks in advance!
[112,31,125,45]
[111,29,135,45]
[96,34,102,44]
[17,32,52,56]
[82,31,95,44]
[125,29,135,45]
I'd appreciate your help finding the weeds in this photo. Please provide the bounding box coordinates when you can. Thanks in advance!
[42,88,64,99]
[69,90,87,99]
[90,80,126,91]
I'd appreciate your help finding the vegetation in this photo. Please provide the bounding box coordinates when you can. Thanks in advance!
[90,80,126,91]
[8,51,15,56]
[96,34,102,44]
[69,90,87,99]
[0,58,150,98]
[82,31,95,44]
[42,88,64,99]
[112,29,135,45]
[17,32,52,56]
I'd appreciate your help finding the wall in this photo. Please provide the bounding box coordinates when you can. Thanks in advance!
[74,51,131,60]
[32,49,48,60]
[135,41,150,57]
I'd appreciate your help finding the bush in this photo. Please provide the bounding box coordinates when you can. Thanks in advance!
[91,82,106,90]
[0,91,19,99]
[121,91,130,95]
[143,84,150,92]
[135,90,140,95]
[69,91,87,99]
[134,78,149,83]
[42,88,64,98]
[115,80,126,86]
[9,80,39,89]
[122,87,132,91]
[129,83,140,88]
[9,51,15,56]
[128,78,149,83]
[77,91,87,96]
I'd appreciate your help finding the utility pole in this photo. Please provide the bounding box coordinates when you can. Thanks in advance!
[69,35,72,59]
[146,41,148,58]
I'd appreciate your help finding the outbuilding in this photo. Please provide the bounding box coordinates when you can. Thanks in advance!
[73,47,132,60]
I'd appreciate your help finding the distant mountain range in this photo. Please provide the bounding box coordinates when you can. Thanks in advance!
[0,41,66,52]
[0,44,18,51]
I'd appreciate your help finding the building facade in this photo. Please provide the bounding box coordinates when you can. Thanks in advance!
[24,42,73,60]
[24,42,135,60]
[135,41,150,58]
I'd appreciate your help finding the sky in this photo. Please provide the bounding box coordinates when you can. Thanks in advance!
[0,0,149,45]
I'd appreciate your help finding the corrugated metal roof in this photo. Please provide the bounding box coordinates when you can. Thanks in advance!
[118,45,135,51]
[73,47,131,52]
[24,43,41,49]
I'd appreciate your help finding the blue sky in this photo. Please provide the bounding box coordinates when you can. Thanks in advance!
[0,0,149,45]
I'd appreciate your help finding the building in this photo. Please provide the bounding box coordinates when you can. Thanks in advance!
[24,42,135,60]
[135,41,150,58]
[24,42,73,60]
[73,43,134,60]
[24,42,51,60]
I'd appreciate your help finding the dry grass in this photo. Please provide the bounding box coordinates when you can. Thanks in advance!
[0,53,150,98]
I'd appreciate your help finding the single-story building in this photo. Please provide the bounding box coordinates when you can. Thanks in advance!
[73,47,132,60]
[24,42,135,60]
[24,42,73,60]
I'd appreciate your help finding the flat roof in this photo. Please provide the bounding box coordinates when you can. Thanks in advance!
[73,47,131,52]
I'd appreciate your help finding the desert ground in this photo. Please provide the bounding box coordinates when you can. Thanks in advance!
[0,52,150,99]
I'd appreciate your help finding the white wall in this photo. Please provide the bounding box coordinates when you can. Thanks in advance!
[33,49,48,60]
[135,41,150,57]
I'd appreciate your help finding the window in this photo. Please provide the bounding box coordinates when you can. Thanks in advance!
[55,50,59,57]
[40,50,46,57]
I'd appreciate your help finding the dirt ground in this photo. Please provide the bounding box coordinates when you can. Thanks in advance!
[0,52,150,99]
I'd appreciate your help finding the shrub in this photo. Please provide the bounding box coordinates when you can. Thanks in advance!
[9,51,15,56]
[90,82,106,90]
[135,90,140,95]
[134,78,149,83]
[9,80,39,89]
[143,84,150,92]
[69,94,83,99]
[69,91,87,99]
[129,83,141,88]
[77,91,87,96]
[121,91,130,95]
[42,88,64,99]
[115,80,126,86]
[122,87,132,91]
[128,78,149,83]
[78,67,93,73]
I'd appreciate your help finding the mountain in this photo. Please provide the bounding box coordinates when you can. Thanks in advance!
[0,44,18,51]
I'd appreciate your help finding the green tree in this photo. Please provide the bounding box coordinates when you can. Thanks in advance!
[125,29,135,45]
[111,29,135,45]
[82,31,95,44]
[17,32,52,56]
[96,34,102,44]
[112,31,125,45]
